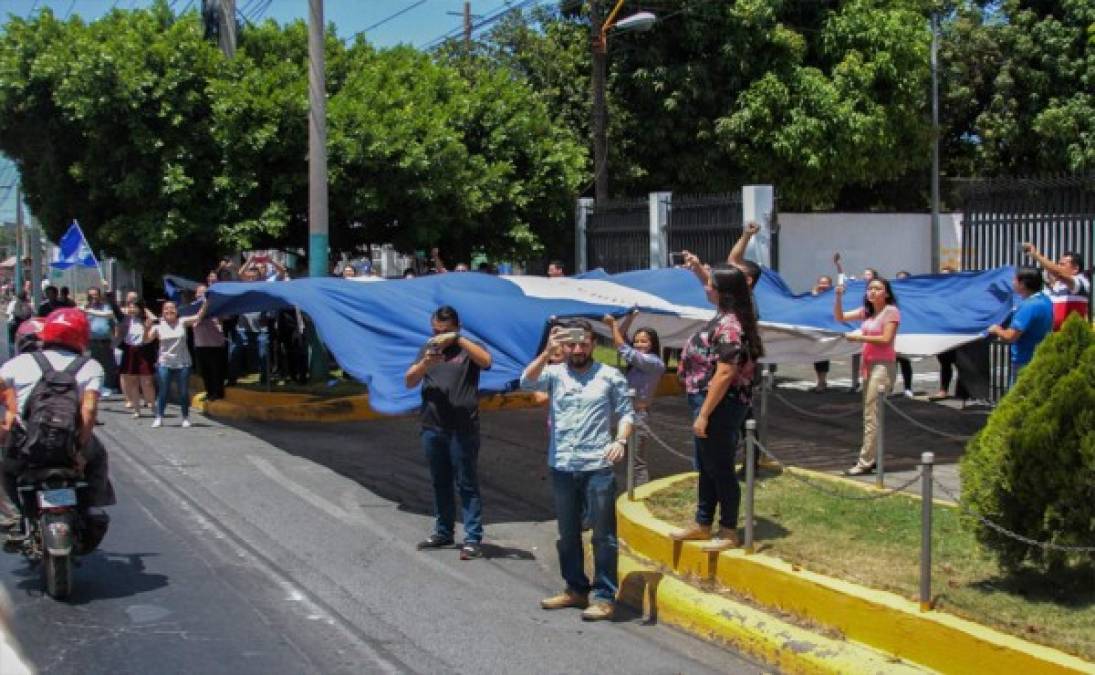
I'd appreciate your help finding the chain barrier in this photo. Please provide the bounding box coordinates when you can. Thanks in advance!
[752,437,924,501]
[634,418,695,464]
[636,418,924,502]
[770,390,861,420]
[931,478,1095,554]
[882,398,973,442]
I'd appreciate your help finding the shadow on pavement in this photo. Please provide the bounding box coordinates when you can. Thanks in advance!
[11,551,168,604]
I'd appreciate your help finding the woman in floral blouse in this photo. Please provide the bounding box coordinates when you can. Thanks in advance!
[671,263,764,551]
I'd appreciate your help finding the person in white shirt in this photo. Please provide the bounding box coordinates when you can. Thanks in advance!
[143,300,207,428]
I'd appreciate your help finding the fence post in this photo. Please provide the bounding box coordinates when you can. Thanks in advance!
[626,388,637,502]
[575,197,593,273]
[744,419,757,554]
[920,451,934,612]
[876,383,886,488]
[648,191,671,268]
[759,367,772,451]
[741,185,774,267]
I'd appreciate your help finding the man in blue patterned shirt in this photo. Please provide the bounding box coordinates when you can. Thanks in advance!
[520,319,634,621]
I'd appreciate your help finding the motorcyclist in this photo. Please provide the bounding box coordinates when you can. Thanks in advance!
[0,308,115,539]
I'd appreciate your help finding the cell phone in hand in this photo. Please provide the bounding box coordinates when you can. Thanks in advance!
[562,327,587,343]
[669,252,685,266]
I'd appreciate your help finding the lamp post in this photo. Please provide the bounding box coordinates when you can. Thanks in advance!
[591,1,655,203]
[929,11,940,273]
[307,0,330,381]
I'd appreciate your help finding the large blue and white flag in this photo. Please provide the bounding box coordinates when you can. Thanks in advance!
[50,221,98,270]
[204,266,1016,414]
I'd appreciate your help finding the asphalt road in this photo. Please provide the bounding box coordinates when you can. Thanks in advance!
[1,400,763,674]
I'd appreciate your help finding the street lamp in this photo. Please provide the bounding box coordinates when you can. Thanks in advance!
[591,1,655,203]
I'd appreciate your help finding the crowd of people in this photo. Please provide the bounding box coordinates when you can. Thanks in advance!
[0,233,1088,622]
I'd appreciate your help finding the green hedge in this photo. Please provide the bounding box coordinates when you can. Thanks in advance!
[960,313,1095,572]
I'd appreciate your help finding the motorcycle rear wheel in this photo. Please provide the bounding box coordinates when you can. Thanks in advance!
[43,550,73,600]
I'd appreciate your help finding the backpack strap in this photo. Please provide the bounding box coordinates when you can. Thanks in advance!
[62,355,90,376]
[30,351,54,377]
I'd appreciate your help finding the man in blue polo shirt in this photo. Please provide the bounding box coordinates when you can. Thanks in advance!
[988,267,1053,382]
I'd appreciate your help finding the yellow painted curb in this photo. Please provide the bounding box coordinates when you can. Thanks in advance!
[191,372,682,423]
[618,551,928,675]
[619,475,1095,675]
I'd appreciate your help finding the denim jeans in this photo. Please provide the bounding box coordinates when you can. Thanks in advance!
[230,328,270,384]
[688,391,748,530]
[155,365,191,419]
[552,467,617,603]
[421,428,483,544]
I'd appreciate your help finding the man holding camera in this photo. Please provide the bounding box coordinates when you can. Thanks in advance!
[520,320,634,621]
[405,306,492,560]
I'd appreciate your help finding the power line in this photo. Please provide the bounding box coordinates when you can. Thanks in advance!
[361,0,428,35]
[420,0,546,51]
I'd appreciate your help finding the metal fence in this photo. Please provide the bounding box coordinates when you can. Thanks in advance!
[667,193,741,268]
[960,175,1095,400]
[586,197,649,273]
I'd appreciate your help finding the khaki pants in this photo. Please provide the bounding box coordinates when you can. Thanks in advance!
[857,362,896,468]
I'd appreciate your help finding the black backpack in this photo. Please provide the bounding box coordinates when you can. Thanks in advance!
[20,352,88,467]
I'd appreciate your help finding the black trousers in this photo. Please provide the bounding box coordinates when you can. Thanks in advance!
[195,345,227,400]
[898,357,913,391]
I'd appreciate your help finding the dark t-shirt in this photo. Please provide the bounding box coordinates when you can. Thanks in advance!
[418,341,486,432]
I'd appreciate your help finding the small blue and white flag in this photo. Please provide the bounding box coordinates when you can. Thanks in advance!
[50,221,98,270]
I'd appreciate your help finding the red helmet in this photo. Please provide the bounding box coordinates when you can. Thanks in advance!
[40,308,90,353]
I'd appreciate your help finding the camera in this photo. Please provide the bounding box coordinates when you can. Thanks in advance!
[669,251,685,266]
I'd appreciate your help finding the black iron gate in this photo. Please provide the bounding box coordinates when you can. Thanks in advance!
[960,176,1095,400]
[586,197,649,273]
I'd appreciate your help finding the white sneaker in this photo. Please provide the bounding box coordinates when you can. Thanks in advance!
[903,389,915,399]
[181,418,191,428]
[151,417,163,428]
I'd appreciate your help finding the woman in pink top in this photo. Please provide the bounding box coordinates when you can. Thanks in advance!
[833,277,900,475]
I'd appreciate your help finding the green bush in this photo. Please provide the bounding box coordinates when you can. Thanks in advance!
[960,313,1095,572]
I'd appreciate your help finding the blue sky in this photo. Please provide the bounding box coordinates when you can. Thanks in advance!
[0,1,548,49]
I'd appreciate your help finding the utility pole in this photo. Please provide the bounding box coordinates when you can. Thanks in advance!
[446,2,478,53]
[307,0,329,381]
[930,12,940,273]
[13,185,23,296]
[219,0,236,58]
[591,0,609,203]
[29,216,41,306]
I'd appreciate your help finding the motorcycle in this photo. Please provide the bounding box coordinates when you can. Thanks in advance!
[4,467,106,600]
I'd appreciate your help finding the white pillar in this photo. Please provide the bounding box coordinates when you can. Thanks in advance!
[648,191,671,269]
[742,185,775,268]
[575,197,593,273]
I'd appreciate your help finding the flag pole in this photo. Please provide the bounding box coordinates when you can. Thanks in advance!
[72,220,106,287]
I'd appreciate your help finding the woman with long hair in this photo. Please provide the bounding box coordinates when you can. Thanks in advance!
[834,276,901,475]
[117,298,157,417]
[602,310,665,486]
[671,265,763,551]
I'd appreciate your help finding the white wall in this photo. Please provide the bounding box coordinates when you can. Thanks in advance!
[777,212,962,294]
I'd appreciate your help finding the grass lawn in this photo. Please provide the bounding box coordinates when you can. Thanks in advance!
[647,474,1095,661]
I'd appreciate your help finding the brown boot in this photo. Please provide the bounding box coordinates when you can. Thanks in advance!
[581,602,615,621]
[540,589,589,610]
[700,530,740,552]
[669,523,711,541]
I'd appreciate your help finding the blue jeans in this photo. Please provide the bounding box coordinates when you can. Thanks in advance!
[156,365,191,419]
[421,428,483,544]
[688,391,748,530]
[552,467,617,603]
[230,328,270,384]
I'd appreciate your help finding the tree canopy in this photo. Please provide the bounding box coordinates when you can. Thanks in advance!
[0,2,585,277]
[0,0,1089,277]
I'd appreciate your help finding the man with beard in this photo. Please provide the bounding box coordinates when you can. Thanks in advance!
[520,320,634,621]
